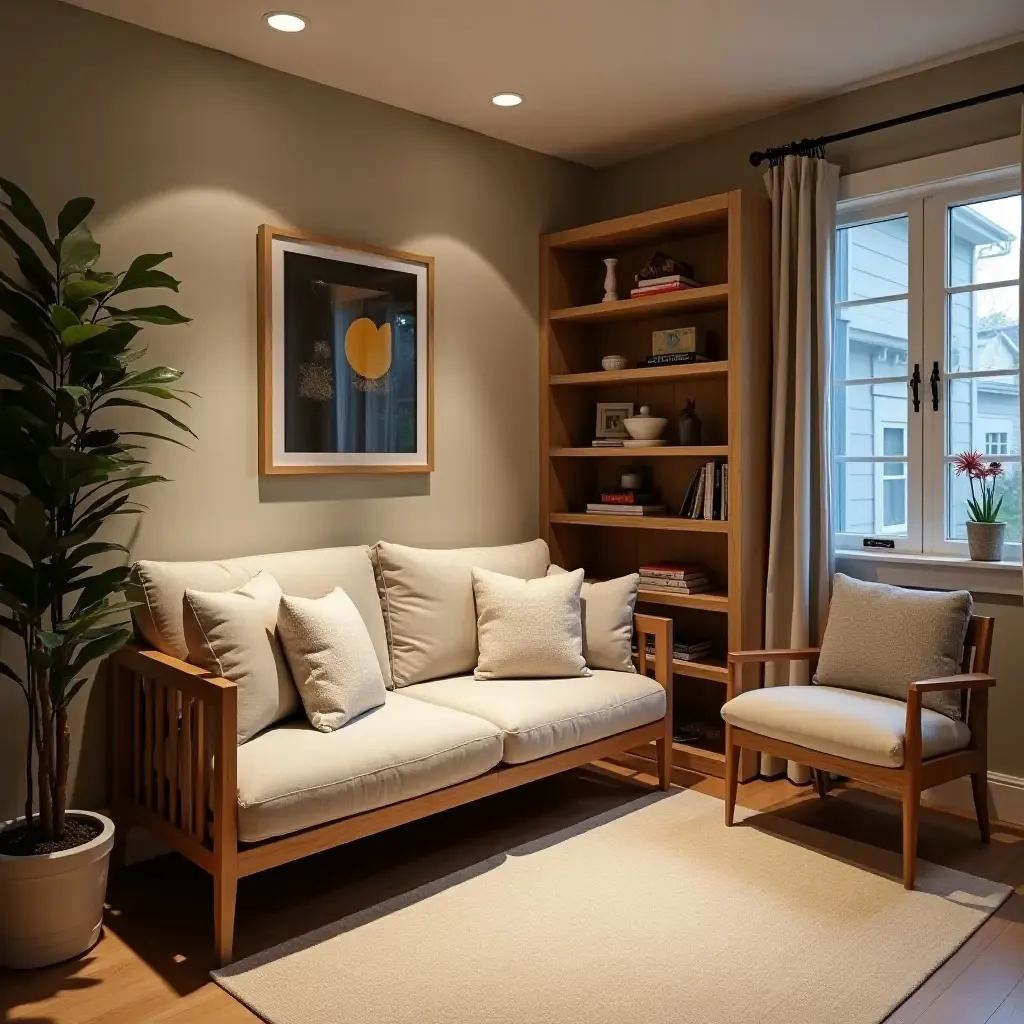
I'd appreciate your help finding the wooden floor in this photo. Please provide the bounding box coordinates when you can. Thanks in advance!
[3,766,1024,1024]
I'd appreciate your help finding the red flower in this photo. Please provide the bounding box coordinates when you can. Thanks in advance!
[984,461,1004,479]
[953,450,986,479]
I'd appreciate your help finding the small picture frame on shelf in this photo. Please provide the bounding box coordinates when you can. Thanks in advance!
[595,402,634,439]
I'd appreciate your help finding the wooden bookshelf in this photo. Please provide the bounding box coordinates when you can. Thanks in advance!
[540,189,771,784]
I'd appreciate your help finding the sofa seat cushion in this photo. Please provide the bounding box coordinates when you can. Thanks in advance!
[720,685,972,769]
[402,671,666,764]
[235,692,503,842]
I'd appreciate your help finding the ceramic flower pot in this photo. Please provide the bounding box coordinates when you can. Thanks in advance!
[966,521,1006,562]
[0,810,115,969]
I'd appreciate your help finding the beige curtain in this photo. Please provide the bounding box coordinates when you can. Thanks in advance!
[762,155,840,782]
[1019,108,1023,595]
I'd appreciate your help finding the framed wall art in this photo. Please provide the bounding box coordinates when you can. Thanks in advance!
[257,225,433,474]
[595,402,634,439]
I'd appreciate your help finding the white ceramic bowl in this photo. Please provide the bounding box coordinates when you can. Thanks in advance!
[601,355,628,371]
[623,406,667,441]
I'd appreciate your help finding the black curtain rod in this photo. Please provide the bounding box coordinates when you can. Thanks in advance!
[749,83,1024,168]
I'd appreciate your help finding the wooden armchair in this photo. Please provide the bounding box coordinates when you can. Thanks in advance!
[723,616,995,890]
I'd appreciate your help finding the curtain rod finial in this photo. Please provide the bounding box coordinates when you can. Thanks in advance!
[749,151,766,168]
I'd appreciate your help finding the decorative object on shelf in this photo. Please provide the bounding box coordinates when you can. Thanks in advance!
[640,352,711,368]
[652,326,706,357]
[0,179,194,968]
[258,226,433,474]
[638,562,711,596]
[601,354,629,371]
[677,400,702,445]
[595,401,633,439]
[620,469,647,490]
[954,450,1007,561]
[601,257,618,302]
[631,251,704,297]
[623,405,667,443]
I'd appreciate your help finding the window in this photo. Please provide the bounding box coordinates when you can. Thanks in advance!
[985,431,1009,456]
[833,172,1021,560]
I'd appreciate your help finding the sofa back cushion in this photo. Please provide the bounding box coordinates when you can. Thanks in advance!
[373,539,550,687]
[128,545,391,687]
[814,573,972,719]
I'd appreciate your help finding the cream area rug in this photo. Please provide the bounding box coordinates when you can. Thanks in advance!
[213,789,1011,1024]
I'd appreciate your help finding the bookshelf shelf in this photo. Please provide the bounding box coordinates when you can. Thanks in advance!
[549,284,729,324]
[540,189,770,782]
[550,446,729,459]
[636,587,730,613]
[550,362,728,387]
[549,513,729,533]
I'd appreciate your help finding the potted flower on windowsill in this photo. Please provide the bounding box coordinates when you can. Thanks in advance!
[0,179,194,968]
[954,450,1006,562]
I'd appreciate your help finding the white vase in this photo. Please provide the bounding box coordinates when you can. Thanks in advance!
[602,258,618,302]
[0,810,115,969]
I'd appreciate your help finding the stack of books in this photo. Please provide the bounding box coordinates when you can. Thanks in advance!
[586,490,667,516]
[639,352,711,368]
[638,562,711,595]
[679,461,728,520]
[635,637,714,662]
[590,438,625,447]
[630,271,705,299]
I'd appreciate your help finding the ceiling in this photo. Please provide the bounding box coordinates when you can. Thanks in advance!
[63,0,1024,167]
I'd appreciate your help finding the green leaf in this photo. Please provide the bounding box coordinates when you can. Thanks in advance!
[57,197,95,241]
[13,495,48,553]
[0,178,57,259]
[67,628,133,676]
[81,429,119,448]
[121,429,193,450]
[61,323,109,347]
[59,223,101,275]
[113,252,179,295]
[62,540,130,570]
[0,661,23,686]
[97,397,198,438]
[0,349,46,385]
[112,366,184,390]
[50,304,80,332]
[0,220,56,300]
[104,304,190,326]
[1,334,51,369]
[63,274,116,303]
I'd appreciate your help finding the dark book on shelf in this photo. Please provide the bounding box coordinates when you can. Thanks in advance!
[641,353,711,367]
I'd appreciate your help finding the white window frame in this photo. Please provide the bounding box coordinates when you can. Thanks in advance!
[985,431,1009,456]
[833,140,1021,569]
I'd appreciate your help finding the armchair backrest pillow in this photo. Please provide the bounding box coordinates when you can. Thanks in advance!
[814,573,972,719]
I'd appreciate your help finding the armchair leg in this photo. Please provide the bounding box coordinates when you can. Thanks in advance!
[656,735,672,791]
[812,769,829,798]
[901,788,920,891]
[724,725,740,826]
[971,769,990,844]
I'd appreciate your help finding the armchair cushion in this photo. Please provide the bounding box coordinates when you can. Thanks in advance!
[814,574,972,719]
[721,685,971,768]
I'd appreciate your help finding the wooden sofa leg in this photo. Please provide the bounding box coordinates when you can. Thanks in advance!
[812,769,829,798]
[724,726,740,826]
[656,734,672,791]
[214,867,238,967]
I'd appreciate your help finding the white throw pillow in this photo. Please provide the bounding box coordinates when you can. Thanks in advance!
[547,566,638,673]
[471,566,590,680]
[182,571,299,744]
[277,588,387,732]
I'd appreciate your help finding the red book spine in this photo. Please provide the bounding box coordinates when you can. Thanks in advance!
[630,283,687,297]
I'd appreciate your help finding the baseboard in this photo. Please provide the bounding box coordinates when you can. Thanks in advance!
[922,771,1024,827]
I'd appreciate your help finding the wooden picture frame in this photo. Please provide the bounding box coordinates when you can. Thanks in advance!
[257,225,434,475]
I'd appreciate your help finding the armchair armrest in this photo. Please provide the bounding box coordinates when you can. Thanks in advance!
[633,613,673,690]
[727,647,821,665]
[907,673,996,693]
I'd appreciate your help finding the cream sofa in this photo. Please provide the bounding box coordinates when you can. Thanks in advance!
[111,539,673,964]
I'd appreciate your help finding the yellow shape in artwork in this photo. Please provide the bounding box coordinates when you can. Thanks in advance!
[344,318,392,380]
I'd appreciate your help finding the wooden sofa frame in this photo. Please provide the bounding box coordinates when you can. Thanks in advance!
[109,613,674,965]
[724,615,995,890]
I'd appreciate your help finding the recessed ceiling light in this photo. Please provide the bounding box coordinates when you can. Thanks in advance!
[265,12,306,32]
[492,93,523,108]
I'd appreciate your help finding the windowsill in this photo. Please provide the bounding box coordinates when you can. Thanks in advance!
[835,549,1023,597]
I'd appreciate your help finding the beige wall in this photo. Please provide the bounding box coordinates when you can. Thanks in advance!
[0,0,589,818]
[594,42,1024,217]
[594,43,1024,780]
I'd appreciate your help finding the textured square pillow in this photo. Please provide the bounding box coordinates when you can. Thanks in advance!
[277,588,387,732]
[547,566,638,672]
[182,571,299,743]
[814,573,972,719]
[472,566,589,680]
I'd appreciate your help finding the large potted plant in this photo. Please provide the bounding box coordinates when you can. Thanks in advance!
[0,179,194,968]
[953,450,1007,562]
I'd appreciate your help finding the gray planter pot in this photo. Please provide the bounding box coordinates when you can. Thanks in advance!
[966,521,1006,562]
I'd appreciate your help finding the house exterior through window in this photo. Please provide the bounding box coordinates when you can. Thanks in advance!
[832,167,1020,560]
